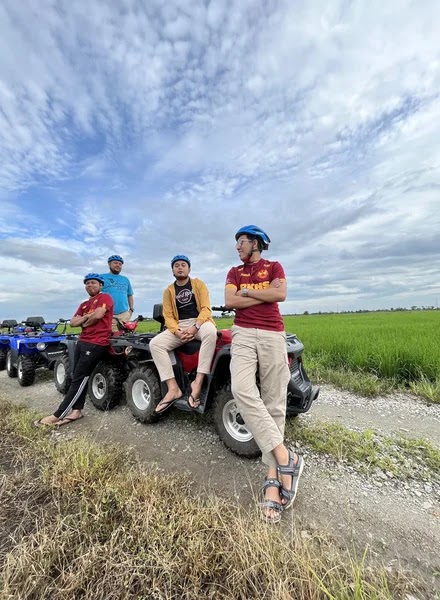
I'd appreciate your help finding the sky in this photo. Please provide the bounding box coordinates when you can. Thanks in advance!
[1,0,439,321]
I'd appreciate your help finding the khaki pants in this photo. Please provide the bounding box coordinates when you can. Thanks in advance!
[112,310,132,331]
[150,319,217,382]
[230,325,290,468]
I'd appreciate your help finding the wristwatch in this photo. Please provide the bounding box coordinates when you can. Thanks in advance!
[194,322,201,330]
[242,288,249,297]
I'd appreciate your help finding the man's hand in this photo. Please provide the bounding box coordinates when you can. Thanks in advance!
[174,328,185,340]
[270,278,282,288]
[180,326,197,342]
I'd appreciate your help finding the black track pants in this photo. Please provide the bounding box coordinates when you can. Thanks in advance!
[54,341,107,419]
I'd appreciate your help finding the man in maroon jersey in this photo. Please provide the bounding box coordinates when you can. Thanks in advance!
[34,273,114,427]
[225,225,303,524]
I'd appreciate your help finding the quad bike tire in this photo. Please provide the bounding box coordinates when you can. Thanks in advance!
[18,355,36,387]
[88,362,123,411]
[126,367,162,424]
[6,350,17,378]
[54,355,71,394]
[0,349,6,371]
[212,385,260,458]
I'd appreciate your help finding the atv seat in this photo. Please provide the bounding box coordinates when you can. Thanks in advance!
[177,340,202,355]
[1,319,18,328]
[25,316,45,329]
[153,304,165,330]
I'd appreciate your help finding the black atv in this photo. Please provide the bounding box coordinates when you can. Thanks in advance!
[117,305,318,458]
[53,307,319,458]
[52,316,145,402]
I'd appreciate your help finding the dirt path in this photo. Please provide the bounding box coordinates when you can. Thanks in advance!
[1,370,439,596]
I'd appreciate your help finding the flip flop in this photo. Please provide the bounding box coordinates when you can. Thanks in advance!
[56,415,84,427]
[155,396,180,414]
[187,393,200,409]
[33,418,58,428]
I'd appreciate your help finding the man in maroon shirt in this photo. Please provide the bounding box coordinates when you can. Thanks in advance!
[34,273,113,427]
[225,225,303,524]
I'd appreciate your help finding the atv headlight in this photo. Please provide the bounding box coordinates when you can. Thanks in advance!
[124,345,133,356]
[37,342,47,351]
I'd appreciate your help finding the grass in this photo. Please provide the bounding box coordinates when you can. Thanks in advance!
[0,399,424,600]
[281,311,440,403]
[285,419,440,483]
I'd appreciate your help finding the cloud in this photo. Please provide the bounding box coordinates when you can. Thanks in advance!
[0,0,439,319]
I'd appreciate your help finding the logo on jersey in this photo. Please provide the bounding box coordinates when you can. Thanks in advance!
[176,288,193,304]
[256,269,269,280]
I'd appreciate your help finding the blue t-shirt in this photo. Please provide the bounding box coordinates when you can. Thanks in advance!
[100,273,133,314]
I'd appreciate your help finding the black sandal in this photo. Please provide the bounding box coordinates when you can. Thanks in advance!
[277,449,304,510]
[259,478,284,524]
[154,396,180,414]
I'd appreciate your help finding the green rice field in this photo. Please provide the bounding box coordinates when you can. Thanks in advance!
[283,310,438,380]
[206,310,439,401]
[283,310,440,401]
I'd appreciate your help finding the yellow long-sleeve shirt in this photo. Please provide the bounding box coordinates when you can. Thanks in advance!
[162,278,216,333]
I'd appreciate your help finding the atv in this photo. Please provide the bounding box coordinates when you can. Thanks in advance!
[51,306,319,458]
[6,317,71,386]
[2,317,47,379]
[117,305,318,458]
[52,316,144,402]
[0,320,19,370]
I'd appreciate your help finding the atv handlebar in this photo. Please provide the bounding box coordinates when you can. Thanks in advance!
[211,306,235,315]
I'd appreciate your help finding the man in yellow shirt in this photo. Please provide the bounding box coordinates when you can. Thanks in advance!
[150,255,217,413]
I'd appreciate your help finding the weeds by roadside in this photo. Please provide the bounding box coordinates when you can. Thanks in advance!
[307,361,440,404]
[410,375,440,404]
[286,419,440,484]
[0,399,423,600]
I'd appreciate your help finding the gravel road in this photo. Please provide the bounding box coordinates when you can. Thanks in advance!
[1,370,439,596]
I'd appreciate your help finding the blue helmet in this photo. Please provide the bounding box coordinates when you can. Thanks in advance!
[171,254,191,268]
[235,225,271,250]
[83,273,105,285]
[108,254,124,264]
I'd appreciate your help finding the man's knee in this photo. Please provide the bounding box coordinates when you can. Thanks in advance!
[149,335,160,351]
[231,379,245,399]
[202,322,217,340]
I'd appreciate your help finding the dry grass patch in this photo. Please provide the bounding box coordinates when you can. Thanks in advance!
[0,400,423,600]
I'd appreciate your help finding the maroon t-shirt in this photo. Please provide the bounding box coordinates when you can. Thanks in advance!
[225,259,286,332]
[75,292,114,345]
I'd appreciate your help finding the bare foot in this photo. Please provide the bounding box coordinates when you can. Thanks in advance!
[188,383,202,408]
[60,409,82,420]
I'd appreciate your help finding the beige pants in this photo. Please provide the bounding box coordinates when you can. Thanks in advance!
[230,325,290,468]
[149,319,217,382]
[112,310,132,331]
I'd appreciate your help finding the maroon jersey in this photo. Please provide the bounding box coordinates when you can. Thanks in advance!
[74,292,113,345]
[225,259,286,331]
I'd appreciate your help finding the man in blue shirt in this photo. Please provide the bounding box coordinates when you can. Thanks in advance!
[100,254,134,329]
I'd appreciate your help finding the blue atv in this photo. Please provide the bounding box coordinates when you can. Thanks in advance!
[0,320,20,370]
[6,317,70,386]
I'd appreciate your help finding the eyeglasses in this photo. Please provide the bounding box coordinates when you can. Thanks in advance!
[235,238,252,248]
